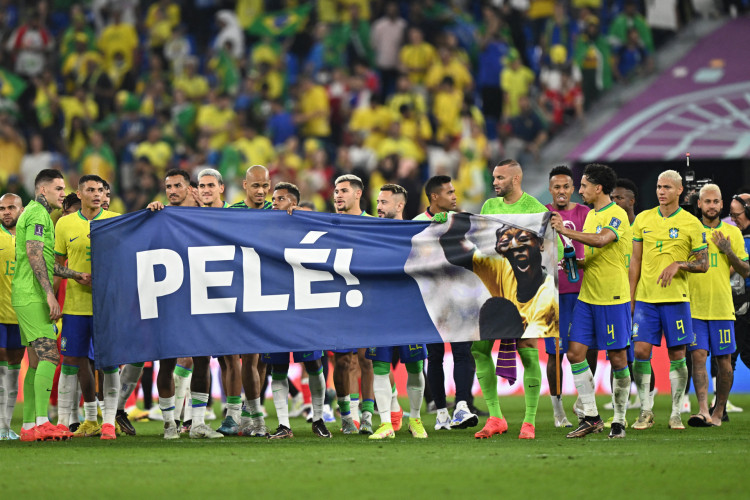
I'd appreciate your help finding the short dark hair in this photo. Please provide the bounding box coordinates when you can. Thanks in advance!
[380,183,408,202]
[102,179,111,191]
[335,174,364,192]
[424,175,452,202]
[582,163,617,195]
[78,174,105,188]
[549,165,573,179]
[62,193,81,212]
[34,169,64,188]
[615,178,638,200]
[165,169,191,183]
[273,182,300,202]
[298,201,315,210]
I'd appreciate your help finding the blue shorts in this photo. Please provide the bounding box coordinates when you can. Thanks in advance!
[0,323,23,349]
[688,319,735,355]
[261,351,323,365]
[569,301,632,351]
[60,314,95,359]
[365,344,427,363]
[632,301,693,348]
[545,292,577,354]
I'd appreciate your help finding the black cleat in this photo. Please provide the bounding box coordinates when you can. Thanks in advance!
[116,409,136,436]
[268,424,293,440]
[608,422,626,439]
[566,417,604,438]
[68,422,81,433]
[312,419,332,438]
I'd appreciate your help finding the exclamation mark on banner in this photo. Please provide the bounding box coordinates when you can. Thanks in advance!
[333,249,363,307]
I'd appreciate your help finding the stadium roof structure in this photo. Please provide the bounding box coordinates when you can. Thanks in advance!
[568,17,750,163]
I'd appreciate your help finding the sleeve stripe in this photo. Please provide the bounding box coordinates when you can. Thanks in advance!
[602,226,619,241]
[633,237,643,242]
[54,251,66,256]
[692,244,708,252]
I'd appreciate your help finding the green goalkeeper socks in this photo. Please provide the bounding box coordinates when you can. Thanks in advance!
[472,340,503,419]
[519,348,541,426]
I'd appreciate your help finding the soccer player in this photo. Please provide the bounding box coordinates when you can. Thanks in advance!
[263,182,331,439]
[629,170,708,430]
[13,169,90,441]
[230,165,272,437]
[368,184,428,439]
[440,159,562,440]
[101,180,111,211]
[413,176,478,431]
[198,168,229,208]
[545,165,591,428]
[0,194,25,440]
[688,184,748,427]
[55,175,120,440]
[549,164,633,439]
[330,174,375,434]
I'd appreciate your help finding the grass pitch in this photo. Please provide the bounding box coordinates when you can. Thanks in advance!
[2,394,748,499]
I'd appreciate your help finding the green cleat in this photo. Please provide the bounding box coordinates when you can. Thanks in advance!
[369,422,395,440]
[408,418,428,438]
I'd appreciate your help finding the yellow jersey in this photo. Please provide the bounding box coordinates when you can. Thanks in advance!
[54,209,119,315]
[299,85,330,137]
[689,222,748,320]
[472,253,558,339]
[0,226,17,323]
[632,206,707,303]
[579,202,631,305]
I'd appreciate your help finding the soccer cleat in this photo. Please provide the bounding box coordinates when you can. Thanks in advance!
[56,424,74,439]
[8,429,19,440]
[312,419,332,438]
[554,415,573,428]
[391,407,403,431]
[68,422,80,433]
[368,422,395,440]
[566,418,604,438]
[73,420,102,438]
[451,401,479,429]
[189,423,224,439]
[127,406,149,422]
[163,422,180,440]
[668,414,685,430]
[359,411,374,435]
[518,422,535,439]
[726,400,743,413]
[0,428,8,440]
[603,416,628,429]
[20,426,40,442]
[289,393,305,418]
[632,410,655,430]
[341,417,358,434]
[608,422,626,439]
[250,424,270,438]
[217,416,239,436]
[116,409,137,435]
[37,421,71,441]
[181,420,192,433]
[268,424,294,439]
[100,423,116,440]
[408,418,428,438]
[435,409,451,430]
[474,417,508,439]
[322,404,336,423]
[204,408,218,421]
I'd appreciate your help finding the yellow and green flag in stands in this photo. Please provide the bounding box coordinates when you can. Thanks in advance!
[247,4,312,37]
[0,68,27,101]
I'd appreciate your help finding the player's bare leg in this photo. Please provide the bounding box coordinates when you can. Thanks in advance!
[333,352,355,432]
[711,355,733,426]
[217,354,241,435]
[689,349,712,424]
[240,353,267,436]
[157,358,178,438]
[188,356,222,439]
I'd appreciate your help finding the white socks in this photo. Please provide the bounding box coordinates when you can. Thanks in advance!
[308,371,326,422]
[374,374,392,425]
[407,371,425,419]
[272,378,290,428]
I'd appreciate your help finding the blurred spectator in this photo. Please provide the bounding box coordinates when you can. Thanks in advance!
[541,1,579,56]
[268,99,296,146]
[500,48,535,119]
[65,116,89,163]
[213,10,245,60]
[328,3,372,69]
[59,5,95,61]
[388,75,427,116]
[529,0,556,45]
[503,95,549,165]
[539,67,584,131]
[197,92,237,152]
[174,56,209,101]
[20,133,52,194]
[574,16,613,108]
[425,47,473,94]
[370,1,407,97]
[432,76,463,142]
[377,122,422,163]
[164,25,192,77]
[614,27,652,81]
[59,86,98,134]
[5,10,53,79]
[399,26,437,87]
[296,75,331,141]
[98,6,139,72]
[477,6,510,123]
[145,0,181,63]
[609,0,654,53]
[79,129,116,183]
[134,126,173,177]
[540,44,582,93]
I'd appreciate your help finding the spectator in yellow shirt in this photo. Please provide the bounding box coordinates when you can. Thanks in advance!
[388,75,427,115]
[174,57,210,101]
[501,48,536,119]
[398,27,437,86]
[233,124,277,171]
[432,77,463,142]
[134,126,173,177]
[59,87,98,133]
[98,8,139,71]
[424,47,473,94]
[377,122,423,162]
[197,93,237,151]
[296,76,331,139]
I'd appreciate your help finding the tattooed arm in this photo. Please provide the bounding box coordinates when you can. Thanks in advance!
[54,255,92,286]
[27,240,61,320]
[657,247,709,288]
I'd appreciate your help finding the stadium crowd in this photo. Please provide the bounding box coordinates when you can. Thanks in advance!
[0,1,748,443]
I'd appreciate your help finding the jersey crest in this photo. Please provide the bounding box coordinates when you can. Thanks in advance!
[669,227,679,239]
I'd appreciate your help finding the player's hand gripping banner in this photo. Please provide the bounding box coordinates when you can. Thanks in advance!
[91,209,559,367]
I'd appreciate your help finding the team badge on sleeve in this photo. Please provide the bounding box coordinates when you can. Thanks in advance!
[34,224,44,236]
[609,217,622,229]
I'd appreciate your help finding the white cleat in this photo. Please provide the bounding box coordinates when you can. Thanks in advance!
[189,423,224,439]
[164,423,180,440]
[554,415,573,428]
[434,409,451,430]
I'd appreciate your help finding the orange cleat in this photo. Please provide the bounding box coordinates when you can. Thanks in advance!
[20,426,40,442]
[55,424,74,440]
[36,422,70,441]
[474,417,508,439]
[100,423,117,440]
[518,422,535,439]
[391,408,403,432]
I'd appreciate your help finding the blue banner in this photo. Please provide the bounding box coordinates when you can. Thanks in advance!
[91,208,559,367]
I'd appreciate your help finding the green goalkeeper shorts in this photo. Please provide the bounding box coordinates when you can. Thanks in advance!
[14,302,56,345]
